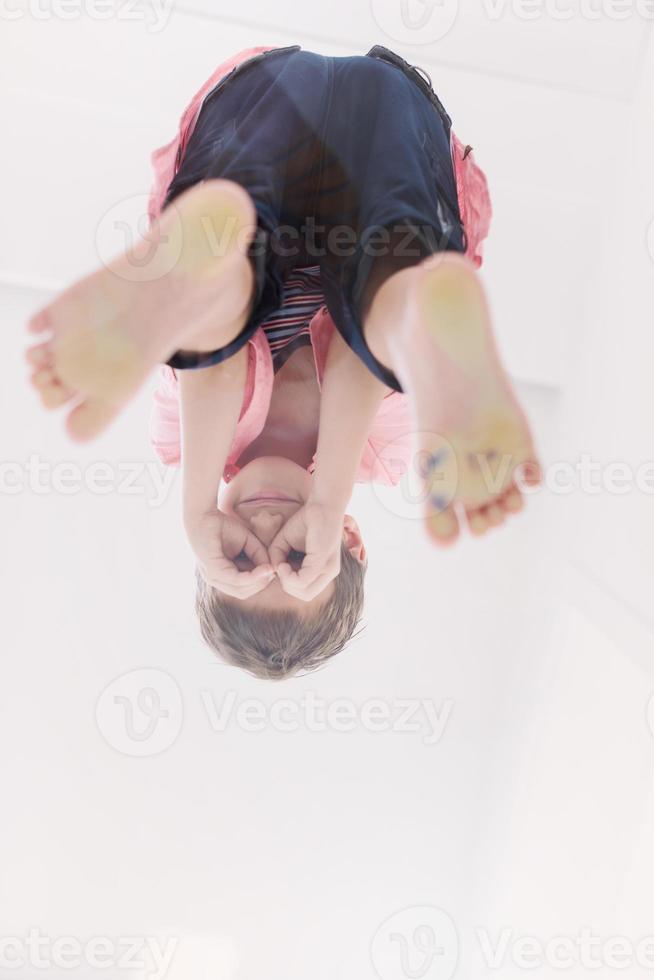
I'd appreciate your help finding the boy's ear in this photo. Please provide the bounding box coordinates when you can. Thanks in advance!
[342,514,367,564]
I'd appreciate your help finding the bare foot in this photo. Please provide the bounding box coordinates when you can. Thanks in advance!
[26,179,257,441]
[369,253,542,545]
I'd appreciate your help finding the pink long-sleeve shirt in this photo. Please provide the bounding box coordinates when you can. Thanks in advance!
[148,45,493,485]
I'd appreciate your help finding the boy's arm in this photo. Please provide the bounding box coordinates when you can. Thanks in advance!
[269,330,391,600]
[179,347,248,527]
[268,330,391,601]
[179,348,274,598]
[310,328,392,512]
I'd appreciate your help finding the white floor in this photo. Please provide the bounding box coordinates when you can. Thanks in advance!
[2,6,654,980]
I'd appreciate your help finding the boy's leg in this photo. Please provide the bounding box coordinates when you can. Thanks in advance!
[313,54,540,542]
[27,179,258,441]
[162,49,334,370]
[361,252,541,544]
[27,48,333,441]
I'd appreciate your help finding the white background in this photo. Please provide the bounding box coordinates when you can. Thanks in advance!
[2,3,654,979]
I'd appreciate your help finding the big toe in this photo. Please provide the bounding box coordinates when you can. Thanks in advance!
[65,398,119,442]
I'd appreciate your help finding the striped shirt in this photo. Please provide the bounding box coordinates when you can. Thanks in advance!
[259,264,324,372]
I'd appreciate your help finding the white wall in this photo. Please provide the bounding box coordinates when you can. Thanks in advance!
[2,6,654,980]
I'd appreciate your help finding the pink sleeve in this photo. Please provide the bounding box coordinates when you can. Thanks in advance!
[149,366,181,467]
[452,132,493,269]
[357,391,414,486]
[148,137,180,228]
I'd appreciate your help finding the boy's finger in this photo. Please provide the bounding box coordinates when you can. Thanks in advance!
[277,563,337,601]
[212,567,275,599]
[206,554,273,587]
[251,563,275,580]
[289,572,334,602]
[229,563,274,585]
[275,566,305,598]
[268,542,289,568]
[277,563,326,599]
[243,531,271,567]
[269,531,294,568]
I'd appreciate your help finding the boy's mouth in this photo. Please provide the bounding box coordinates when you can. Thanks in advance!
[239,493,301,504]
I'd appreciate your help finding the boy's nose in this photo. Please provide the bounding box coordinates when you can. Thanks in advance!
[248,510,284,545]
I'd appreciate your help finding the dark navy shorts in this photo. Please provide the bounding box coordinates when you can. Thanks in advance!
[163,44,467,392]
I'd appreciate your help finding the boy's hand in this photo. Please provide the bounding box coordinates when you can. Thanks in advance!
[269,502,344,602]
[186,511,275,600]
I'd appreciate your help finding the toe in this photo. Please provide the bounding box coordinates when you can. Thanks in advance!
[502,484,525,514]
[484,502,505,527]
[26,342,54,369]
[41,383,74,410]
[30,368,55,392]
[30,366,75,405]
[426,505,461,547]
[467,508,490,537]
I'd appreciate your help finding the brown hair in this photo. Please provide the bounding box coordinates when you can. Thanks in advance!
[195,544,367,680]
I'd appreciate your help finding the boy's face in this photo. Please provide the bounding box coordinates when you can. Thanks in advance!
[219,456,365,612]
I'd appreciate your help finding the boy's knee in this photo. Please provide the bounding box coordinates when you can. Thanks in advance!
[181,253,257,354]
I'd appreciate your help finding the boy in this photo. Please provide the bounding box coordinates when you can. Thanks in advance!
[26,45,540,678]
